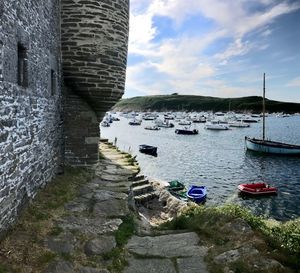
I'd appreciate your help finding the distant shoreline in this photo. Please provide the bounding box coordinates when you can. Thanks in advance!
[113,94,300,113]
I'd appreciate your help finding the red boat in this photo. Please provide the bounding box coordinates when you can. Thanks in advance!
[238,183,277,195]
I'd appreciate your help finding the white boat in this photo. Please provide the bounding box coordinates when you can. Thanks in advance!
[245,73,300,155]
[178,120,191,126]
[204,121,229,130]
[144,125,160,130]
[101,121,110,127]
[129,119,142,125]
[245,137,300,155]
[229,121,250,128]
[155,119,174,128]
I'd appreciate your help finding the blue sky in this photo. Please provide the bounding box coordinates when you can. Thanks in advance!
[125,0,300,102]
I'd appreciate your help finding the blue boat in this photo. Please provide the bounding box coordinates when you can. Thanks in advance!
[186,185,207,203]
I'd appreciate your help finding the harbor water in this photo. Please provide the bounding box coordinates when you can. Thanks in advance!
[101,114,300,221]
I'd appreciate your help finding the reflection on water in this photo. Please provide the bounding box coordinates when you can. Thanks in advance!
[102,115,300,220]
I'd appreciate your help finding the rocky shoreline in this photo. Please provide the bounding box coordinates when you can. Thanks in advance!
[0,141,295,273]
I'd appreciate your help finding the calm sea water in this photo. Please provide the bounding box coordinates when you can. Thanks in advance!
[101,114,300,221]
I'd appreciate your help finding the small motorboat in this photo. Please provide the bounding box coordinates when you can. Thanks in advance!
[186,185,207,203]
[168,180,185,191]
[229,121,250,128]
[175,128,198,135]
[155,120,175,128]
[178,120,192,126]
[238,183,277,195]
[100,121,110,127]
[129,119,142,125]
[139,144,157,156]
[204,121,229,130]
[144,125,160,131]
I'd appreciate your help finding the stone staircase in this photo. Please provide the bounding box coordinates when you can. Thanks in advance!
[130,175,157,206]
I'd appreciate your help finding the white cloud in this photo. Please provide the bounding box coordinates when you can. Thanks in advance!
[286,76,300,87]
[126,0,300,98]
[214,38,252,61]
[261,28,272,37]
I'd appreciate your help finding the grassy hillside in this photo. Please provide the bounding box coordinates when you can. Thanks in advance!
[113,95,300,113]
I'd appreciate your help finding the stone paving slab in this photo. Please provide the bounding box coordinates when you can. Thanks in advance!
[93,199,129,217]
[84,236,116,256]
[93,189,128,201]
[126,232,208,258]
[177,256,209,273]
[43,260,74,273]
[124,258,177,273]
[56,215,122,236]
[100,174,132,182]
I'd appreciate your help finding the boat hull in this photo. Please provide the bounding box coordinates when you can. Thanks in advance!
[238,183,277,196]
[186,185,207,203]
[139,145,157,156]
[245,137,300,155]
[175,129,198,135]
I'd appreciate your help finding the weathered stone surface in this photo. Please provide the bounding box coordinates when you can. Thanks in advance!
[46,235,76,255]
[252,257,285,272]
[84,236,116,256]
[214,244,259,264]
[57,215,122,235]
[127,232,208,258]
[124,258,176,273]
[43,260,74,273]
[223,218,253,235]
[79,267,110,273]
[61,0,129,119]
[0,0,63,236]
[177,256,209,273]
[93,199,129,217]
[65,199,89,213]
[94,189,128,201]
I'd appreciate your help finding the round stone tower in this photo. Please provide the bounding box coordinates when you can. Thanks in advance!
[61,0,129,165]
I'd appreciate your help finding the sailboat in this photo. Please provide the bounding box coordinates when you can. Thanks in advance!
[245,73,300,155]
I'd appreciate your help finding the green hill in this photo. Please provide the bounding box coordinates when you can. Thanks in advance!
[113,95,300,113]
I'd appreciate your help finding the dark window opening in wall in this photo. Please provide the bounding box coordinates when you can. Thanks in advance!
[50,69,56,95]
[17,44,28,87]
[0,41,3,81]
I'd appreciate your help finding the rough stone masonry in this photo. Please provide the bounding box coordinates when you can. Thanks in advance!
[0,0,129,236]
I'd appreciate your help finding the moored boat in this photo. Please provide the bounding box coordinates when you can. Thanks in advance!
[139,144,157,156]
[129,119,142,125]
[238,182,277,195]
[155,120,175,128]
[204,121,229,130]
[245,137,300,155]
[100,121,110,127]
[167,180,185,191]
[175,128,198,135]
[229,121,250,128]
[144,125,160,130]
[245,73,300,155]
[178,120,192,126]
[186,185,207,203]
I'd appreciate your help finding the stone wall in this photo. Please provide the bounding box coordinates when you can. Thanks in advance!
[0,0,62,236]
[61,0,129,165]
[64,89,99,165]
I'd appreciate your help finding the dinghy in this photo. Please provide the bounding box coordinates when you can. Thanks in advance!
[186,185,207,203]
[238,183,277,195]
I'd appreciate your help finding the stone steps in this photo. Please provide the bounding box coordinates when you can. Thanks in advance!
[128,175,145,181]
[131,179,149,188]
[132,184,153,196]
[130,176,157,206]
[134,192,157,205]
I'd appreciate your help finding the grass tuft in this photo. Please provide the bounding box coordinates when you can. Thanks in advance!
[115,214,136,247]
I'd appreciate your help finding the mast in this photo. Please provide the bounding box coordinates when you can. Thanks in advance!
[262,73,266,141]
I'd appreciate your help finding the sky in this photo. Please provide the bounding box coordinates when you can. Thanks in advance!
[124,0,300,102]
